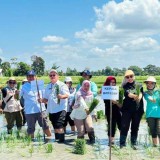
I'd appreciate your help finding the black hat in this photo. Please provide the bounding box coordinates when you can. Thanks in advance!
[80,70,92,78]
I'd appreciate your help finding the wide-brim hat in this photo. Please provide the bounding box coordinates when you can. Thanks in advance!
[125,70,134,77]
[144,76,156,83]
[8,77,16,81]
[80,70,92,78]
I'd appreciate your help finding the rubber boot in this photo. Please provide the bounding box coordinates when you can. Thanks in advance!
[7,129,13,134]
[55,133,59,140]
[131,136,138,150]
[88,131,95,144]
[131,136,137,145]
[120,135,127,148]
[59,133,65,143]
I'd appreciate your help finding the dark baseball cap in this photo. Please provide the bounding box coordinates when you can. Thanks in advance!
[80,70,92,78]
[26,70,36,76]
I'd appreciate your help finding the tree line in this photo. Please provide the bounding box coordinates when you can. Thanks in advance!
[0,56,160,76]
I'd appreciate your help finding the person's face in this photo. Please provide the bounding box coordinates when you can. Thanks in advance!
[8,80,16,88]
[125,74,134,83]
[49,71,59,83]
[83,83,90,92]
[65,81,72,88]
[27,75,35,82]
[146,81,155,90]
[82,73,90,80]
[110,80,116,86]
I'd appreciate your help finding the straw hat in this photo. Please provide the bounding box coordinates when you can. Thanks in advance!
[144,76,156,83]
[8,77,16,81]
[125,70,134,77]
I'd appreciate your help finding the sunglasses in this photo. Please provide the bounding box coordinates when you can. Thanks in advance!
[49,74,56,77]
[146,82,155,85]
[125,75,133,79]
[9,81,16,84]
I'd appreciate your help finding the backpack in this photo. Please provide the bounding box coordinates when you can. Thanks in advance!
[1,96,13,110]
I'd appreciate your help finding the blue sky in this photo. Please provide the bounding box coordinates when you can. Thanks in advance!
[0,0,160,72]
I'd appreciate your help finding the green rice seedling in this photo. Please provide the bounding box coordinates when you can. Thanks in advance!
[73,138,86,155]
[28,145,34,157]
[24,135,32,146]
[36,129,41,142]
[119,87,124,104]
[44,143,54,153]
[55,84,60,104]
[97,110,105,119]
[135,83,141,96]
[16,82,21,100]
[89,98,99,113]
[145,147,156,159]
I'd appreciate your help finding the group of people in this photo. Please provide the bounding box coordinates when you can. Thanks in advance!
[102,70,160,149]
[0,69,98,144]
[0,69,160,149]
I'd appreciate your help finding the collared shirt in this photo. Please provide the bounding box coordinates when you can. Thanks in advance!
[44,80,69,113]
[20,82,46,114]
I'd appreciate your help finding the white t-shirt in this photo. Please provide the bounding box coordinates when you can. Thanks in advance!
[44,80,69,113]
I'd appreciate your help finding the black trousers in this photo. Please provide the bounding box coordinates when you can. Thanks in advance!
[106,110,121,137]
[120,110,143,145]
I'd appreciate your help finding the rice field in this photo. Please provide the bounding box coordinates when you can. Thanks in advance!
[0,76,160,91]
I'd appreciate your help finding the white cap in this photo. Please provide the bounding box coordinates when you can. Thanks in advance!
[144,76,156,83]
[49,69,58,74]
[64,76,72,82]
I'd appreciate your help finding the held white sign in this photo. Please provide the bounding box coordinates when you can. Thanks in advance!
[101,86,119,100]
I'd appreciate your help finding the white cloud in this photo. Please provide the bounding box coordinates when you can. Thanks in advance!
[39,0,160,71]
[42,35,67,43]
[75,0,160,44]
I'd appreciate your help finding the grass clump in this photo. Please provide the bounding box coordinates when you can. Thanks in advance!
[44,143,54,153]
[73,139,86,155]
[97,110,105,120]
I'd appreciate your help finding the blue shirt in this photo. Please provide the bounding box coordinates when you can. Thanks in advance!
[144,89,160,118]
[20,82,46,114]
[76,81,98,97]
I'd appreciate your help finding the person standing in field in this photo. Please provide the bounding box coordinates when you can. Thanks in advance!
[144,76,160,147]
[102,76,122,146]
[76,69,98,97]
[0,77,23,134]
[64,76,76,133]
[20,70,51,138]
[70,80,96,144]
[120,70,144,149]
[39,69,69,143]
